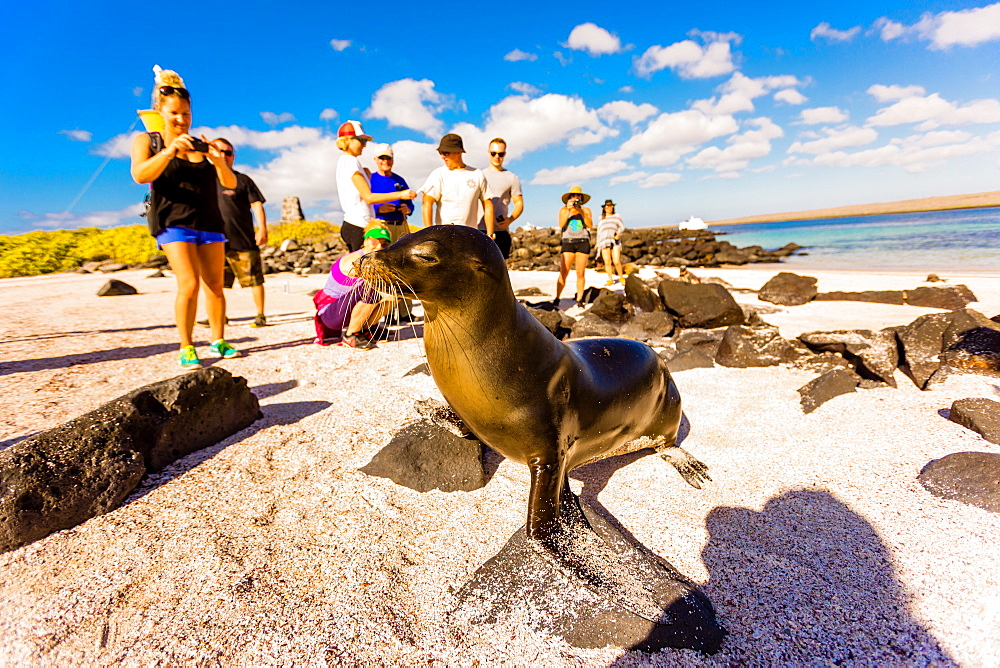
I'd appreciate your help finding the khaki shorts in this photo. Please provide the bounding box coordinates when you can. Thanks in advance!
[224,249,265,288]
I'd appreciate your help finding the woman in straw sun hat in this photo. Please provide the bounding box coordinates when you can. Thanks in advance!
[130,65,240,370]
[553,185,594,308]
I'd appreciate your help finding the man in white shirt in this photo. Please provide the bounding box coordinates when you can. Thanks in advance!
[420,133,494,236]
[479,137,523,259]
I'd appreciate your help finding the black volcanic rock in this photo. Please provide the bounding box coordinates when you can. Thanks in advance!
[716,324,807,368]
[949,398,1000,444]
[798,368,861,414]
[658,281,743,329]
[918,452,1000,513]
[758,272,818,306]
[0,368,261,553]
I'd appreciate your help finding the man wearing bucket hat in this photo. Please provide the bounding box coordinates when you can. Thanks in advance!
[313,227,396,350]
[554,185,594,308]
[419,133,493,236]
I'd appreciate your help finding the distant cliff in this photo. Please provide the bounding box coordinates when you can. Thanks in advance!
[710,191,1000,226]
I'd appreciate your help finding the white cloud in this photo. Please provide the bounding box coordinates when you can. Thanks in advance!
[450,93,608,161]
[94,132,140,158]
[692,72,804,115]
[867,84,926,102]
[132,87,143,98]
[25,203,145,230]
[875,3,1000,49]
[633,33,740,79]
[873,17,907,41]
[609,171,649,186]
[810,22,861,42]
[530,154,628,185]
[364,79,460,137]
[553,51,571,67]
[60,129,92,142]
[927,2,1000,48]
[866,91,1000,129]
[637,172,683,189]
[330,39,351,51]
[686,117,784,172]
[809,132,1000,173]
[199,125,324,151]
[618,109,740,166]
[788,125,878,154]
[504,49,538,62]
[564,23,624,56]
[567,126,620,148]
[598,100,658,125]
[508,81,541,96]
[619,85,634,93]
[319,108,338,121]
[260,111,295,127]
[798,106,849,124]
[774,89,807,105]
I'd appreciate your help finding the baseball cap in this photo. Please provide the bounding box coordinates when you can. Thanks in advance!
[338,120,373,141]
[363,227,391,242]
[372,143,394,159]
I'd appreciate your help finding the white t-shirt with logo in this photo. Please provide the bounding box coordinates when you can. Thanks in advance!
[336,153,374,225]
[420,165,487,227]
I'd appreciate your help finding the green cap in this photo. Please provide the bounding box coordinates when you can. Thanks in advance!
[363,227,391,242]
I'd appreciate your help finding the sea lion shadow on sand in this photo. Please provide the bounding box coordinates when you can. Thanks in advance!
[361,226,723,653]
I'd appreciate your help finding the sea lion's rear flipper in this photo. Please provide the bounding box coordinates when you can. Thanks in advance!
[414,398,473,438]
[657,445,711,489]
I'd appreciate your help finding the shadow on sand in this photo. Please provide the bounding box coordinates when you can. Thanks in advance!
[570,448,952,662]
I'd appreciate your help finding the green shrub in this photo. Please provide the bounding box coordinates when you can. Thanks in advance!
[267,220,340,247]
[0,225,160,278]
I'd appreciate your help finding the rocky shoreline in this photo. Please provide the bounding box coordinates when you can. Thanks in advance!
[71,226,803,278]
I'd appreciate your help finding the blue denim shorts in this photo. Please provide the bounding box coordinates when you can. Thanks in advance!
[156,226,228,248]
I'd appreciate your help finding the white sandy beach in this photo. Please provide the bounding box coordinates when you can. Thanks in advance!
[1,261,999,665]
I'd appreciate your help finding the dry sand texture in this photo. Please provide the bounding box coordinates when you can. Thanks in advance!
[1,265,999,665]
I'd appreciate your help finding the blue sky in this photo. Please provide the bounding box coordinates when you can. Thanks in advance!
[3,0,999,234]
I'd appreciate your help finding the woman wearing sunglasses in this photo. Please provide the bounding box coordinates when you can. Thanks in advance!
[130,67,240,370]
[335,120,416,252]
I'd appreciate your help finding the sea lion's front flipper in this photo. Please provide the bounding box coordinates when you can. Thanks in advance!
[657,445,711,489]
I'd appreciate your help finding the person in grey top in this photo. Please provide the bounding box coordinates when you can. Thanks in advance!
[596,199,625,285]
[479,137,523,259]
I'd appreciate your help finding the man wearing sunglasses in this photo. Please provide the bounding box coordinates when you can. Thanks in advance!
[480,137,523,259]
[212,138,269,328]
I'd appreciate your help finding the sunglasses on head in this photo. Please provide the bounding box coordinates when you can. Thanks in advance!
[490,151,506,157]
[158,85,190,100]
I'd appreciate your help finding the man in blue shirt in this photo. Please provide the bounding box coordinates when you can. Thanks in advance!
[369,144,414,244]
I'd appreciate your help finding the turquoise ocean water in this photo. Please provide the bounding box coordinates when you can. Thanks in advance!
[713,207,999,272]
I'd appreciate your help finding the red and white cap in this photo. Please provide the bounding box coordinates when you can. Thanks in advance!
[337,120,373,141]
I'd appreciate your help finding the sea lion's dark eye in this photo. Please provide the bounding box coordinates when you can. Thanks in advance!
[415,254,438,264]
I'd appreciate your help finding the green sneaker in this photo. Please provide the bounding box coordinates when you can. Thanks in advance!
[179,345,202,370]
[251,314,266,328]
[209,339,242,359]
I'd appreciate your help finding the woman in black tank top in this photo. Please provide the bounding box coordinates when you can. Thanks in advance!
[130,68,240,369]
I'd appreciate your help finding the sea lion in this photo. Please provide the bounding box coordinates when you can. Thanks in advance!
[359,225,709,547]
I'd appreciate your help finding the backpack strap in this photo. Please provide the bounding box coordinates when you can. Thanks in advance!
[148,131,164,154]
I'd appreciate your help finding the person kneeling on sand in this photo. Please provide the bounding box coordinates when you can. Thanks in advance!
[313,228,395,350]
